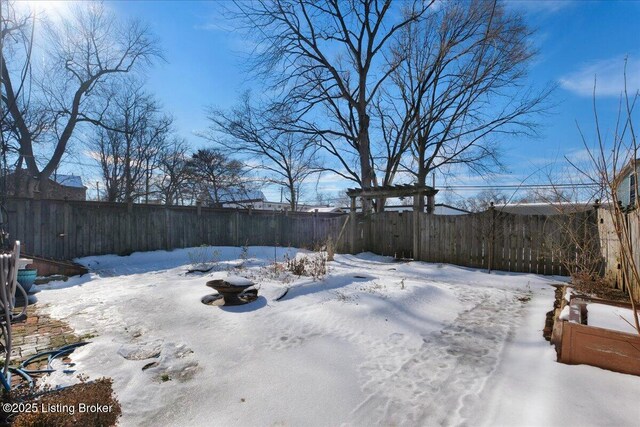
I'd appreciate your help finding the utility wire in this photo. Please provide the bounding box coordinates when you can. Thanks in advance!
[441,183,599,190]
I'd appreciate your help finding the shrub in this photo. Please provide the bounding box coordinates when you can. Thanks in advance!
[238,243,250,269]
[325,237,335,262]
[11,378,122,427]
[187,245,221,270]
[285,253,327,280]
[285,256,307,276]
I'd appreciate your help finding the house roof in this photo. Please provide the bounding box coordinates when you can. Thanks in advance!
[2,171,86,189]
[307,206,345,213]
[434,204,471,215]
[212,188,265,203]
[52,174,85,189]
[618,158,640,180]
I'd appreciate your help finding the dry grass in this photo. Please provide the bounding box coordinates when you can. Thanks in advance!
[7,378,121,427]
[571,272,629,303]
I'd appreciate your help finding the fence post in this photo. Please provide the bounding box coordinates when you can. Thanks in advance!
[350,196,356,254]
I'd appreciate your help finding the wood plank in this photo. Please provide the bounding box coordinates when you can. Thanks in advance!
[541,216,554,275]
[474,213,483,269]
[504,213,512,271]
[33,200,42,257]
[462,215,472,267]
[447,216,454,263]
[513,215,521,272]
[440,215,447,263]
[507,214,515,271]
[15,199,25,253]
[524,216,531,273]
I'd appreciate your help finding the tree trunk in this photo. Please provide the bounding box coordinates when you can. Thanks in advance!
[417,167,428,212]
[358,112,374,213]
[288,183,296,212]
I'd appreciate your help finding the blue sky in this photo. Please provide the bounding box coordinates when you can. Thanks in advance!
[45,0,640,202]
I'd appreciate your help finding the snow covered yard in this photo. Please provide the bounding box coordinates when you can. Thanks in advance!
[35,247,640,426]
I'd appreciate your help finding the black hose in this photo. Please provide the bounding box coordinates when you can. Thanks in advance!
[0,342,90,390]
[20,342,89,375]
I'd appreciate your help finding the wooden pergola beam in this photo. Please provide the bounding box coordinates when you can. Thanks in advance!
[346,184,439,259]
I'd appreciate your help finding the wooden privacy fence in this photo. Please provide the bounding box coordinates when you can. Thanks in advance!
[357,209,599,276]
[598,208,640,302]
[5,197,602,279]
[4,198,349,260]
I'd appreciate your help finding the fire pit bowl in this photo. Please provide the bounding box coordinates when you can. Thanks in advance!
[205,276,258,306]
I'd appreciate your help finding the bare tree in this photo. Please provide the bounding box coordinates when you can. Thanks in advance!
[1,2,45,190]
[203,93,320,211]
[333,190,352,209]
[517,188,573,204]
[568,64,640,333]
[155,138,190,205]
[1,1,161,197]
[457,189,509,212]
[233,0,431,212]
[187,148,250,207]
[387,0,552,209]
[91,80,171,202]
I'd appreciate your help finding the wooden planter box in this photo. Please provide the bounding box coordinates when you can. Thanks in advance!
[25,254,88,277]
[556,295,640,376]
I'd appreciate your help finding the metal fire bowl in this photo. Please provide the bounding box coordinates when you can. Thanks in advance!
[204,279,258,306]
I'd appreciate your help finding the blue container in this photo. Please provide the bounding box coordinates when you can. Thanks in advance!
[17,268,37,294]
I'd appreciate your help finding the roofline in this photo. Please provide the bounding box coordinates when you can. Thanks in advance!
[434,203,472,214]
[618,158,640,179]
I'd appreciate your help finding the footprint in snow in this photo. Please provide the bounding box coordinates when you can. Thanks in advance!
[140,342,199,382]
[351,288,528,426]
[118,339,163,361]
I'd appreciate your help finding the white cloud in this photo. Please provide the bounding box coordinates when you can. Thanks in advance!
[15,1,75,23]
[559,56,640,97]
[311,171,352,194]
[83,149,103,162]
[194,21,234,32]
[505,0,573,14]
[193,2,237,33]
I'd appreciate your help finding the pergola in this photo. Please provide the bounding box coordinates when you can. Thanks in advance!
[345,184,438,258]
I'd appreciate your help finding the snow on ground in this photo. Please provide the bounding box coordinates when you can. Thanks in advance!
[586,303,638,335]
[35,246,640,426]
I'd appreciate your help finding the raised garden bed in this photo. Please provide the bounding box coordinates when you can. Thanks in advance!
[24,255,88,277]
[554,293,640,376]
